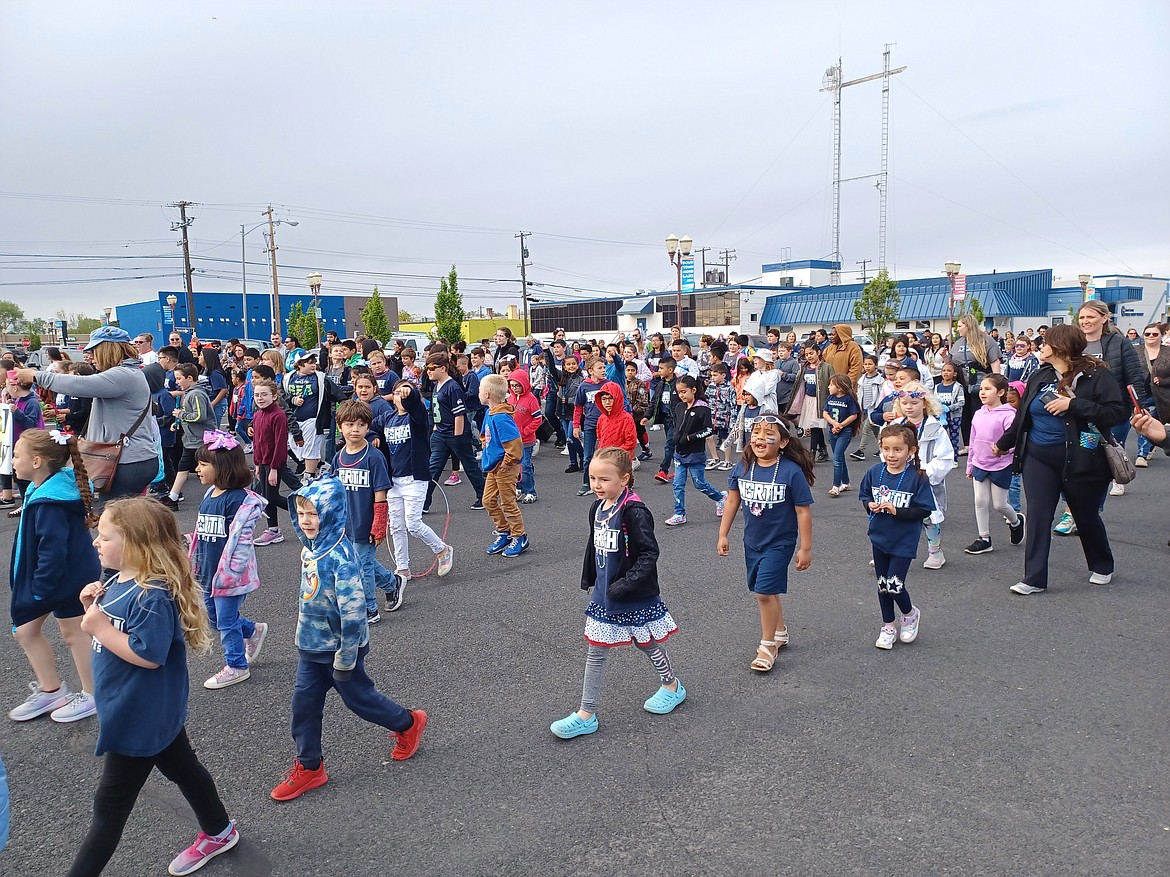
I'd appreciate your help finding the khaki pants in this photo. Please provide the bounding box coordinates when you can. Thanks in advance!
[484,461,525,537]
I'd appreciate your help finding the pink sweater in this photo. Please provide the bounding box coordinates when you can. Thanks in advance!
[968,404,1017,474]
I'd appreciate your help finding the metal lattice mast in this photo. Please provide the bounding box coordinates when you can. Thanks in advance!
[824,60,843,285]
[879,44,893,272]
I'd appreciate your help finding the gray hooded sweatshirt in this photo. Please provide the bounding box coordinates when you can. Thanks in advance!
[36,359,160,464]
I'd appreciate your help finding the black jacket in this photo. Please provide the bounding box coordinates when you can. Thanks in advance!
[646,374,677,425]
[1097,331,1150,400]
[580,498,660,605]
[671,400,714,457]
[995,363,1128,481]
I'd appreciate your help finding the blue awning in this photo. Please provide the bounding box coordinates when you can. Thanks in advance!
[617,297,655,316]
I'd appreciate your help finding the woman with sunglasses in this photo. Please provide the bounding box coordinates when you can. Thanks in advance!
[992,324,1127,594]
[1136,323,1170,467]
[1004,338,1040,385]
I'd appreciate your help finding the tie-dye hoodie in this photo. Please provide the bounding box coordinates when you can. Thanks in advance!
[287,476,368,671]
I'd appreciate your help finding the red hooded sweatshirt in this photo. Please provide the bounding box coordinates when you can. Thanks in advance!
[594,380,637,455]
[506,368,543,445]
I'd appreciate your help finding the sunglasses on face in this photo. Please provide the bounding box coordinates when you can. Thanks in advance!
[1145,332,1161,338]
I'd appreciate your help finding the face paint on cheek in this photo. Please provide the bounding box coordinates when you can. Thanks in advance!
[765,437,778,445]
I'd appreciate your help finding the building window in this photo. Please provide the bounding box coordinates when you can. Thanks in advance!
[658,291,740,328]
[895,321,910,330]
[750,313,758,322]
[531,300,620,335]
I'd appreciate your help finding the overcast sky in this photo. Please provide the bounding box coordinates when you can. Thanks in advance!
[2,0,1168,321]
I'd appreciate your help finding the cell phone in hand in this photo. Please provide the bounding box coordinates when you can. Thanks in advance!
[1126,384,1143,414]
[1038,389,1059,406]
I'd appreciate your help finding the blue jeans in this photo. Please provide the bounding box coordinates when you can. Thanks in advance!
[519,443,536,495]
[581,427,597,485]
[658,419,676,473]
[425,430,485,509]
[827,427,852,487]
[203,592,256,670]
[235,418,252,448]
[213,400,228,431]
[672,462,723,516]
[291,649,413,769]
[353,540,397,612]
[562,419,583,466]
[1009,473,1022,512]
[544,395,566,444]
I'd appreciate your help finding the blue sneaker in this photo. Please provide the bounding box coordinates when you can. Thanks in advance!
[486,531,511,555]
[550,712,598,739]
[502,534,529,557]
[643,679,686,714]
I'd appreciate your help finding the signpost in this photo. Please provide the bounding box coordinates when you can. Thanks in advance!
[952,274,967,302]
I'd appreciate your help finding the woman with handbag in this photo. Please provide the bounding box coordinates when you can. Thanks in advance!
[992,324,1128,595]
[1135,322,1170,466]
[949,314,1003,453]
[16,326,159,504]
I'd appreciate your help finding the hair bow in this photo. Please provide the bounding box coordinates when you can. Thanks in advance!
[49,429,73,445]
[203,429,240,450]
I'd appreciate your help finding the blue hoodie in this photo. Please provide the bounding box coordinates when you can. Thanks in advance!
[287,476,368,671]
[9,468,100,628]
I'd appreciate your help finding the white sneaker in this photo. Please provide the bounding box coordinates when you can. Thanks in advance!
[1109,482,1125,497]
[9,682,72,721]
[50,691,97,723]
[436,544,454,577]
[898,607,921,643]
[875,625,897,650]
[532,439,540,457]
[664,514,686,526]
[1010,582,1045,595]
[1134,455,1148,468]
[923,550,946,569]
[560,447,570,456]
[204,666,250,690]
[1089,571,1113,585]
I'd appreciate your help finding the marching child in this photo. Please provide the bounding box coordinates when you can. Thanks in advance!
[332,399,399,619]
[1,369,45,510]
[70,498,238,876]
[724,384,763,467]
[645,356,679,484]
[595,381,638,461]
[8,429,100,723]
[717,413,814,672]
[550,447,684,739]
[163,363,215,510]
[625,360,652,461]
[664,374,725,526]
[850,354,886,462]
[859,424,935,650]
[823,374,861,496]
[399,346,420,386]
[705,361,736,469]
[559,354,585,474]
[192,431,268,690]
[934,360,965,458]
[963,375,1025,554]
[250,378,289,546]
[573,356,608,496]
[480,374,529,557]
[271,479,427,802]
[506,369,543,503]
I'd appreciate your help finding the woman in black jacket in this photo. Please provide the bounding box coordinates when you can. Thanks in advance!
[993,324,1128,594]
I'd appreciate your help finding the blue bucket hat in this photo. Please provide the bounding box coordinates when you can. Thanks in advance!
[84,325,132,350]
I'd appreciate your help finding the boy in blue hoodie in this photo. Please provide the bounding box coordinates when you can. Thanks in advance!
[271,476,427,802]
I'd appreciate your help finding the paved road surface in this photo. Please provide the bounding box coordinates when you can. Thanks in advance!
[1,444,1166,876]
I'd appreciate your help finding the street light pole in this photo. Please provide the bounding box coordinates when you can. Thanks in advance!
[945,260,961,339]
[666,234,694,331]
[307,272,323,345]
[1078,273,1092,303]
[167,294,179,337]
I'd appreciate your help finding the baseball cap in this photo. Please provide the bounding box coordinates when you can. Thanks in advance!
[295,351,318,365]
[84,325,132,351]
[752,348,775,363]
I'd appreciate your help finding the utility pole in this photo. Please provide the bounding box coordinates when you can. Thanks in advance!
[719,248,737,285]
[264,206,283,336]
[516,231,531,335]
[695,247,712,286]
[856,259,871,282]
[169,201,195,335]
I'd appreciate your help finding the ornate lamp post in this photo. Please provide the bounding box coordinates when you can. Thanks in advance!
[307,272,323,344]
[666,233,694,330]
[945,260,961,338]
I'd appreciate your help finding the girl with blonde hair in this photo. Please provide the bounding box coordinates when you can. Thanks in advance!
[888,381,954,569]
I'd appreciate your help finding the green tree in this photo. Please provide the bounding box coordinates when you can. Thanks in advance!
[0,300,24,335]
[397,307,415,324]
[55,309,102,334]
[24,317,47,351]
[434,265,464,344]
[852,269,900,341]
[287,301,320,348]
[954,295,985,332]
[360,286,391,343]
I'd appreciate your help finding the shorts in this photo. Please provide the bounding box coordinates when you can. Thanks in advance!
[291,425,324,461]
[178,447,199,472]
[745,542,796,595]
[971,465,1013,489]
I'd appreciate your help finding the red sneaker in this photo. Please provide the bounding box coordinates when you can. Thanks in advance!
[270,759,328,801]
[391,709,428,761]
[654,470,670,483]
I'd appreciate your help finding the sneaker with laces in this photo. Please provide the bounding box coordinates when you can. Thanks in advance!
[922,550,946,569]
[1010,582,1045,595]
[654,470,671,483]
[1134,455,1148,467]
[576,485,592,497]
[899,607,921,643]
[715,491,727,517]
[561,447,570,456]
[532,439,540,456]
[167,824,240,876]
[271,760,328,801]
[436,545,454,577]
[502,534,530,557]
[1009,512,1026,545]
[166,827,238,874]
[1053,511,1077,535]
[469,499,485,510]
[565,464,581,473]
[367,607,382,624]
[49,691,97,723]
[204,666,250,690]
[964,538,993,555]
[244,622,269,664]
[1109,481,1125,497]
[444,472,462,486]
[637,450,653,461]
[664,514,686,526]
[519,493,538,504]
[384,575,407,612]
[487,530,511,555]
[848,450,865,461]
[718,460,733,470]
[9,682,72,721]
[875,624,897,650]
[254,528,284,546]
[705,459,718,470]
[391,709,428,760]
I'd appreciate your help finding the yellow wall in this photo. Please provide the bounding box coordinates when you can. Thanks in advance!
[398,319,530,342]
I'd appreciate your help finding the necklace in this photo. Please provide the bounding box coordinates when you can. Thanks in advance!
[595,488,628,525]
[337,446,369,468]
[745,459,781,517]
[868,464,909,521]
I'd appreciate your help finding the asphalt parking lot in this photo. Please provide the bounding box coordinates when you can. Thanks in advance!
[0,441,1166,877]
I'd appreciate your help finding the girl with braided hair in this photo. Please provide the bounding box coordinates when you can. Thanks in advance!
[7,428,102,723]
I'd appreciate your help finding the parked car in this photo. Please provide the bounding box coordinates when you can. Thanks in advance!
[24,347,87,369]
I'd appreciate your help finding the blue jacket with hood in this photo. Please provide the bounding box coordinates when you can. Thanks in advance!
[287,476,368,671]
[9,468,100,628]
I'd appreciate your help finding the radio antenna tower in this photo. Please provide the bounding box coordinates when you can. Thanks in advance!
[820,47,906,284]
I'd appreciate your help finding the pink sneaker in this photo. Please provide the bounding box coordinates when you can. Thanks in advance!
[203,665,250,690]
[253,528,284,546]
[167,824,239,875]
[445,473,462,486]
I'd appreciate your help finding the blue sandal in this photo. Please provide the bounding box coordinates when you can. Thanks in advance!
[550,712,598,739]
[643,680,687,714]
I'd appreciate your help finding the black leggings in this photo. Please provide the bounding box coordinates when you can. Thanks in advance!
[808,427,827,455]
[257,463,285,528]
[67,727,229,877]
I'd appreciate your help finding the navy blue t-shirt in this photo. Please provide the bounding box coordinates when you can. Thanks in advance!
[728,458,814,552]
[801,366,818,397]
[591,505,624,610]
[432,378,466,435]
[1028,379,1066,446]
[575,379,605,432]
[372,369,400,396]
[333,443,392,541]
[286,373,320,421]
[92,576,188,757]
[824,393,860,426]
[859,463,937,558]
[194,488,246,591]
[381,411,415,479]
[206,369,228,403]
